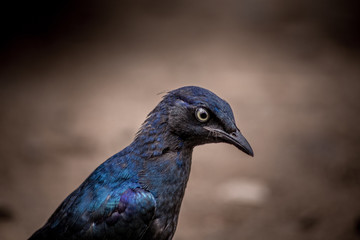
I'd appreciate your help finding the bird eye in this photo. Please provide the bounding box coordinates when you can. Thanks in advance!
[195,108,210,122]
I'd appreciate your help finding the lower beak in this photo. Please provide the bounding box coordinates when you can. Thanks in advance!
[204,127,254,157]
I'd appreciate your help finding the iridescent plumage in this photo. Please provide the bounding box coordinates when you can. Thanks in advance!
[29,86,253,240]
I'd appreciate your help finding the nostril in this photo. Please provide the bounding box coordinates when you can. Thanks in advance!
[230,132,237,137]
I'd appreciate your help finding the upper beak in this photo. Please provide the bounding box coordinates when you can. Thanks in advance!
[204,127,254,157]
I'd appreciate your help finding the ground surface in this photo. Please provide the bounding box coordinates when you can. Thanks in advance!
[0,1,360,239]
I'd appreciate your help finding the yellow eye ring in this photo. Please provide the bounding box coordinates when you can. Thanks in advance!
[195,108,210,122]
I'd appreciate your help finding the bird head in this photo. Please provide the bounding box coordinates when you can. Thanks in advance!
[162,86,254,156]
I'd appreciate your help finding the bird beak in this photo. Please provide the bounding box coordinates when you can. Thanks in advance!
[204,127,254,157]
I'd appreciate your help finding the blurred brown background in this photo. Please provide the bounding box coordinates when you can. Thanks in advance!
[1,1,360,239]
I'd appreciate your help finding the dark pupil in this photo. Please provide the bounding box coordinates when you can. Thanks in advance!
[200,112,207,119]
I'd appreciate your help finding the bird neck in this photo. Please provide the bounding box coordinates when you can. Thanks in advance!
[131,107,194,198]
[133,105,188,158]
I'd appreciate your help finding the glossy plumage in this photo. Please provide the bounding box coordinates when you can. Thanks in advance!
[29,86,253,240]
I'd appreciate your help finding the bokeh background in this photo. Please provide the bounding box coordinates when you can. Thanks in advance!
[1,1,360,239]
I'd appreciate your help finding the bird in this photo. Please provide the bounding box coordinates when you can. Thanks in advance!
[29,86,254,240]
